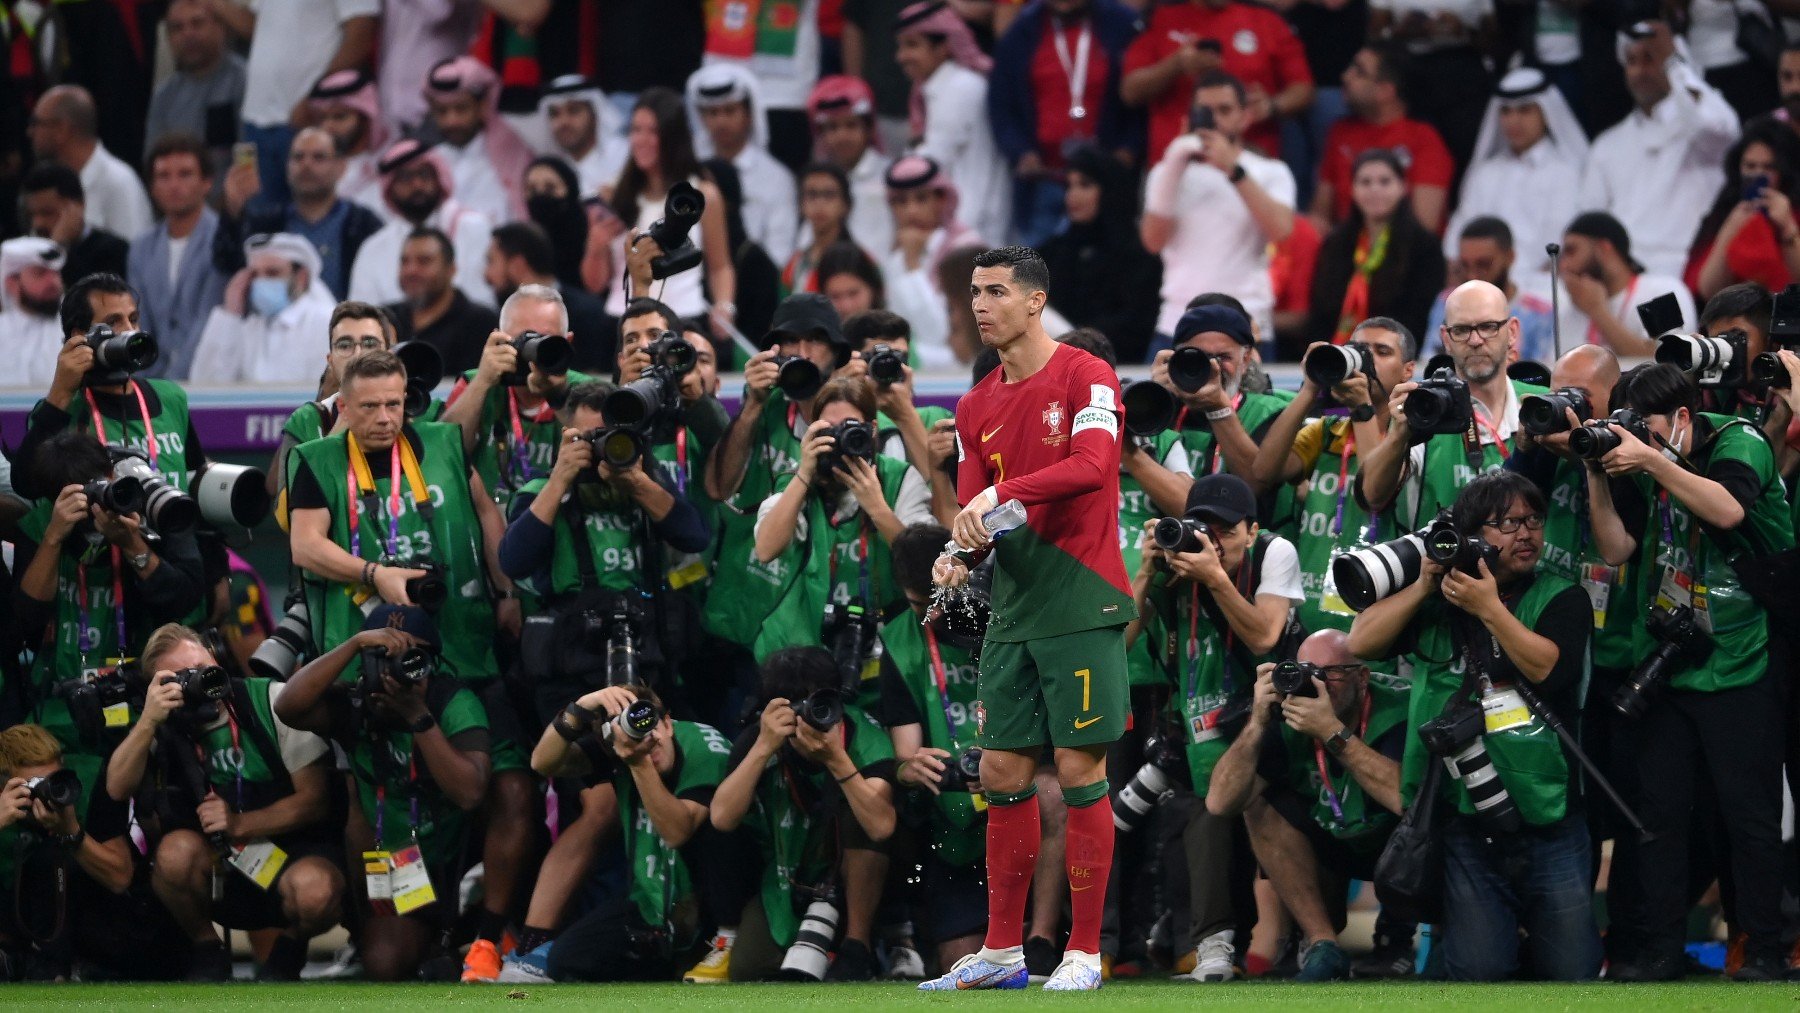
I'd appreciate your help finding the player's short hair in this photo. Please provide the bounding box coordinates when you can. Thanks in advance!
[971,245,1050,296]
[891,524,951,596]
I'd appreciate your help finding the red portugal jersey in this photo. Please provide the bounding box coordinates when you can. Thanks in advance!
[955,342,1135,643]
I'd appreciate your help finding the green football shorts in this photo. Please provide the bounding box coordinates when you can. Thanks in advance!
[976,625,1128,751]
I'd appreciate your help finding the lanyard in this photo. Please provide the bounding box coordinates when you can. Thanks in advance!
[1460,403,1510,469]
[373,752,420,848]
[923,622,963,749]
[673,426,689,496]
[74,546,127,656]
[1312,691,1372,822]
[1176,393,1244,475]
[504,388,534,488]
[1051,18,1093,121]
[1329,427,1382,543]
[347,439,405,560]
[1587,275,1638,346]
[85,382,157,467]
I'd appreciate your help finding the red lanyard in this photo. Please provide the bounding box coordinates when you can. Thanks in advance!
[1466,405,1510,461]
[1312,691,1372,822]
[674,425,689,495]
[373,754,419,848]
[74,546,127,658]
[85,382,157,467]
[504,388,534,485]
[348,442,405,560]
[1175,393,1244,475]
[1587,275,1638,346]
[923,622,963,746]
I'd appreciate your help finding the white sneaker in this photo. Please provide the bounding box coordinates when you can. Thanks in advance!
[303,942,361,981]
[1043,956,1103,991]
[1189,930,1236,982]
[882,944,926,980]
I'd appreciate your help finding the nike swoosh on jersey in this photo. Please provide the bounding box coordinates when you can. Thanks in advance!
[981,425,1004,442]
[1073,716,1103,729]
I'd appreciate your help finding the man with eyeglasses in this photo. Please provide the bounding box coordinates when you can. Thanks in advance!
[1350,471,1600,981]
[1206,629,1406,982]
[1359,280,1547,529]
[267,300,401,505]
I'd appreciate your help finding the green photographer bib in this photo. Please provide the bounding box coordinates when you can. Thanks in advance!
[195,679,285,803]
[348,682,487,870]
[1539,459,1637,671]
[1398,578,1576,827]
[515,476,649,597]
[1175,389,1299,538]
[1280,701,1404,846]
[292,422,496,681]
[1120,430,1186,687]
[1412,380,1546,528]
[1148,563,1274,799]
[703,390,807,646]
[882,616,984,868]
[619,721,733,930]
[62,378,193,491]
[463,369,595,517]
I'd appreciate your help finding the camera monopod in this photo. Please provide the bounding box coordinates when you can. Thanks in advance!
[1546,243,1563,361]
[1510,677,1652,843]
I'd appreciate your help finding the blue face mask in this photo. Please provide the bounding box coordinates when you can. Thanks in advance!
[250,276,292,317]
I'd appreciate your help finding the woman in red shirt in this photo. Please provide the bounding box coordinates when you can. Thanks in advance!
[1690,123,1800,301]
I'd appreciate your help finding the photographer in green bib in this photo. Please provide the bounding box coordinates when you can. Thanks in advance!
[1359,281,1547,529]
[1349,471,1598,981]
[498,380,712,714]
[1582,362,1794,982]
[1207,631,1407,982]
[878,525,990,971]
[1251,317,1417,686]
[843,309,959,525]
[1125,474,1303,982]
[274,605,491,982]
[13,273,208,502]
[440,284,592,519]
[711,646,897,982]
[14,430,207,793]
[704,294,859,650]
[751,376,935,701]
[523,683,754,983]
[1148,304,1296,532]
[1504,344,1648,967]
[103,624,343,981]
[285,350,532,983]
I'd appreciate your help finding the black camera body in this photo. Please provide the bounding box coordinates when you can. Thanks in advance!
[773,354,825,402]
[83,476,146,516]
[866,344,906,387]
[1152,516,1214,555]
[24,769,83,811]
[793,688,845,732]
[83,324,159,383]
[1421,518,1499,578]
[1122,380,1178,437]
[1567,408,1650,461]
[1167,346,1217,393]
[1419,701,1522,834]
[605,330,696,431]
[505,330,573,386]
[166,665,229,707]
[820,420,877,478]
[1519,387,1593,436]
[581,593,650,688]
[1303,341,1375,388]
[1405,368,1474,440]
[358,644,435,696]
[1271,660,1321,698]
[644,181,705,279]
[1417,703,1482,757]
[936,747,984,792]
[1613,604,1711,719]
[586,425,647,469]
[821,600,879,695]
[382,559,448,612]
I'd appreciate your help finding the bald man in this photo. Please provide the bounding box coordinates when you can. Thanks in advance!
[1206,629,1407,981]
[27,85,154,239]
[1358,281,1548,526]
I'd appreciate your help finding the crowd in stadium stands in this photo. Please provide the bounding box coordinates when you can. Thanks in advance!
[3,0,1800,989]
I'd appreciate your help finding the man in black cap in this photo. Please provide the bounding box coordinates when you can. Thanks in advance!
[1124,472,1302,982]
[1149,301,1295,523]
[1553,211,1695,360]
[703,293,858,651]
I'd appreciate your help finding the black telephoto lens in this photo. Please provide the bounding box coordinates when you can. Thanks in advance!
[1167,346,1216,393]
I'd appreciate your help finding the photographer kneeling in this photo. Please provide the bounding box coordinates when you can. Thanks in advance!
[1207,630,1405,981]
[273,606,491,982]
[104,624,343,981]
[711,647,897,981]
[525,684,751,982]
[1348,471,1598,981]
[1583,362,1794,982]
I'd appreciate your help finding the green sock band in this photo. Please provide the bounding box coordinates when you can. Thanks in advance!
[1060,779,1109,809]
[986,783,1039,807]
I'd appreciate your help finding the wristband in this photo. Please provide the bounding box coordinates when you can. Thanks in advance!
[54,827,84,849]
[552,713,584,742]
[362,561,377,587]
[835,769,860,784]
[1204,406,1235,422]
[408,713,436,734]
[1324,727,1357,756]
[1228,164,1246,184]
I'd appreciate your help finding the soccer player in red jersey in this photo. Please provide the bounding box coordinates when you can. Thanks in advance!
[919,246,1134,992]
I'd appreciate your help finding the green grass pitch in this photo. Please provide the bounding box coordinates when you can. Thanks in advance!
[4,980,1798,1010]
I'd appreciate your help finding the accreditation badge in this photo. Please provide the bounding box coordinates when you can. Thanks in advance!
[229,839,289,890]
[390,844,437,915]
[363,850,394,915]
[1581,563,1617,630]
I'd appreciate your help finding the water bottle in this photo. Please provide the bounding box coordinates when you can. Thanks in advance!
[945,499,1027,563]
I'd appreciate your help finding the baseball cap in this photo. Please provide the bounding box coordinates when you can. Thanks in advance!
[1172,304,1255,349]
[764,293,848,364]
[362,604,442,651]
[1185,474,1258,526]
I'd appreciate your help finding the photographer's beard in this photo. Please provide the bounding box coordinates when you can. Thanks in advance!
[1455,344,1506,386]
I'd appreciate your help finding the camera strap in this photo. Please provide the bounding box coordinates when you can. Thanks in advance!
[1460,406,1507,471]
[502,388,536,491]
[73,547,128,659]
[1312,691,1372,822]
[560,497,606,591]
[85,381,157,468]
[673,426,689,496]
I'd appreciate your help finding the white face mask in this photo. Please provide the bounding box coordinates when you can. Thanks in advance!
[1661,415,1685,461]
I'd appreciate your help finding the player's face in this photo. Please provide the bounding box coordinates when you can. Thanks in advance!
[970,266,1043,349]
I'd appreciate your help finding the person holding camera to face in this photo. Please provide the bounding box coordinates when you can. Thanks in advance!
[103,624,343,981]
[14,430,207,789]
[498,380,711,710]
[750,376,934,676]
[711,647,898,982]
[1125,473,1302,983]
[12,273,208,503]
[273,606,491,982]
[0,724,178,982]
[521,683,750,983]
[1207,630,1407,982]
[1359,280,1547,529]
[439,285,593,519]
[1582,363,1795,982]
[614,297,731,474]
[1348,471,1599,982]
[845,309,960,526]
[285,350,530,981]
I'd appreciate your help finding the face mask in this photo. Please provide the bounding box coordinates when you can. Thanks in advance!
[250,276,292,317]
[1661,417,1685,461]
[527,193,573,227]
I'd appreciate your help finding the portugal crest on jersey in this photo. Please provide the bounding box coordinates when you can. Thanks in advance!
[1043,401,1064,436]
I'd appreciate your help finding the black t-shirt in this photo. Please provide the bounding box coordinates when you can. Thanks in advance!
[385,293,498,378]
[288,428,430,513]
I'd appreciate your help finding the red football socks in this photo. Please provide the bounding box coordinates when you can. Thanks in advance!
[1064,792,1114,954]
[982,790,1041,951]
